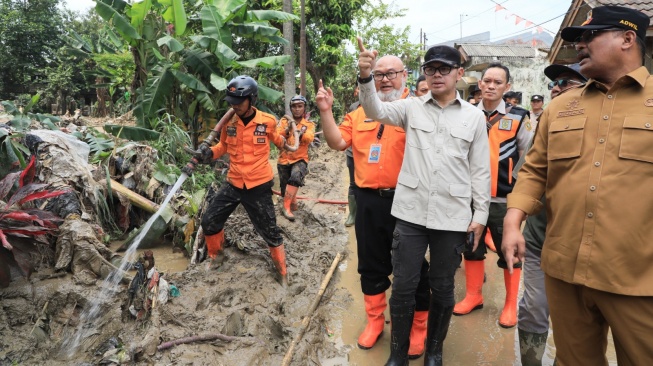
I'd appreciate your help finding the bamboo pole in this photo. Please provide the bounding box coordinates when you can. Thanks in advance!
[281,252,343,366]
[104,179,185,226]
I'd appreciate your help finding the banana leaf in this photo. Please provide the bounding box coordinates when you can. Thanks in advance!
[104,125,161,141]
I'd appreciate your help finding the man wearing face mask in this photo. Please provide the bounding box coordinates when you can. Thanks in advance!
[504,6,653,364]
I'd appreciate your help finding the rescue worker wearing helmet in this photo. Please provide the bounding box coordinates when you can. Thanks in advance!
[276,95,315,221]
[185,75,291,286]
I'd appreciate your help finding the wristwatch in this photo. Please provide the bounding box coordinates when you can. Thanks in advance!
[358,74,373,84]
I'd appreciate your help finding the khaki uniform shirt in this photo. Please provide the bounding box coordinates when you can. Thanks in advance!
[359,82,491,231]
[508,66,653,296]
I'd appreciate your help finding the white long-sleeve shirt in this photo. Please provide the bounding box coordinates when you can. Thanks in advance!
[359,81,491,231]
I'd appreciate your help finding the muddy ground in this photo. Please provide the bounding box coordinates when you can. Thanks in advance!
[0,137,619,366]
[0,144,354,366]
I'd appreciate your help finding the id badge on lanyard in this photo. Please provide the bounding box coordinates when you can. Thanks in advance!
[368,124,384,164]
[368,144,381,163]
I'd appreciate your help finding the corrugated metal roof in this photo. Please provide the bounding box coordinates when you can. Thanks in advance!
[591,0,653,17]
[458,44,539,58]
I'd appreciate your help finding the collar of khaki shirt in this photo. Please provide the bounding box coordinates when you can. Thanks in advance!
[581,66,648,94]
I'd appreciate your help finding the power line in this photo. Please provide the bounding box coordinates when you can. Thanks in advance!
[423,0,511,37]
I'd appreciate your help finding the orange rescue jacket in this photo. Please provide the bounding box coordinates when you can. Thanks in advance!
[276,117,315,165]
[211,108,286,189]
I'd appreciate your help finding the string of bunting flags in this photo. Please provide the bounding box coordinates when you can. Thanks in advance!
[494,3,545,34]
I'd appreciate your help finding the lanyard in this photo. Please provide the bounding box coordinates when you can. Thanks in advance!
[376,124,385,141]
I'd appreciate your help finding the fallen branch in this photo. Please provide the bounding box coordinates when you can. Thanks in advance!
[157,333,244,351]
[281,252,343,366]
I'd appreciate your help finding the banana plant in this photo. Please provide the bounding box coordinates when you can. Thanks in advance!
[93,0,297,132]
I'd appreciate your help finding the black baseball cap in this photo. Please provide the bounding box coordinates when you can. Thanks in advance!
[561,5,650,42]
[544,63,587,82]
[421,45,462,68]
[531,95,544,101]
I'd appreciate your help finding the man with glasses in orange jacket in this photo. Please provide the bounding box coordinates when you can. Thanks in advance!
[317,54,431,360]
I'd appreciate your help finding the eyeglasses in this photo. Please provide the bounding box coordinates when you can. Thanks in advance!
[547,79,584,90]
[372,69,405,81]
[422,65,457,76]
[573,28,624,45]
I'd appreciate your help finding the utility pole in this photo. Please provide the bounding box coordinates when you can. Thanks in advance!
[459,14,468,42]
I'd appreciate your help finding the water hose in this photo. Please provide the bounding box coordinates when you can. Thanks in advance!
[271,189,347,205]
[282,115,300,152]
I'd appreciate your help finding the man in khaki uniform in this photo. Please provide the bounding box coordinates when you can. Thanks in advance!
[503,6,653,365]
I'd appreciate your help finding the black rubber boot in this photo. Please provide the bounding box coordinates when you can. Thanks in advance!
[384,301,413,366]
[423,301,454,366]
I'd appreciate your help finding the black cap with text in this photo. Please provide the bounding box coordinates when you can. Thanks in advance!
[561,5,650,42]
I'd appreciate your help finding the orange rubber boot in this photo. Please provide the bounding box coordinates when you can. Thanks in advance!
[282,185,298,221]
[485,229,497,252]
[290,190,299,211]
[453,260,485,315]
[408,310,428,359]
[205,230,225,259]
[269,244,288,287]
[499,268,521,328]
[357,293,386,349]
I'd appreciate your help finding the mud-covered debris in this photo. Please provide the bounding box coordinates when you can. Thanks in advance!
[55,217,123,282]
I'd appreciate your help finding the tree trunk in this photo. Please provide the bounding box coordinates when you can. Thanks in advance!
[299,0,306,97]
[282,0,295,115]
[96,77,108,117]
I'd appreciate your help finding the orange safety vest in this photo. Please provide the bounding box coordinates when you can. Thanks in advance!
[211,108,286,189]
[487,106,529,198]
[276,117,315,165]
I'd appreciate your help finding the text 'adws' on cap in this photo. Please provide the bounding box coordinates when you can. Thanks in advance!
[531,95,544,101]
[561,5,650,42]
[421,46,462,68]
[544,63,588,82]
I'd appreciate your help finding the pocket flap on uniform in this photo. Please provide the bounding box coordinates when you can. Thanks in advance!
[449,183,471,197]
[450,127,474,142]
[393,126,406,133]
[355,120,378,131]
[409,118,434,132]
[550,118,586,133]
[397,170,419,189]
[623,115,653,131]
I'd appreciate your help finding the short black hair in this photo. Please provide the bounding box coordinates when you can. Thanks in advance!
[416,74,426,84]
[481,62,511,83]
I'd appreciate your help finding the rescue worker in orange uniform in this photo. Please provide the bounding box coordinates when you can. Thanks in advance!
[277,95,315,221]
[317,55,431,359]
[184,75,291,286]
[454,62,534,328]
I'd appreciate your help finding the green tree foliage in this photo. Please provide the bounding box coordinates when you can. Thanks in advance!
[0,0,66,100]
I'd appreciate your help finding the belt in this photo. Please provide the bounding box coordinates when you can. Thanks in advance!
[360,187,395,198]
